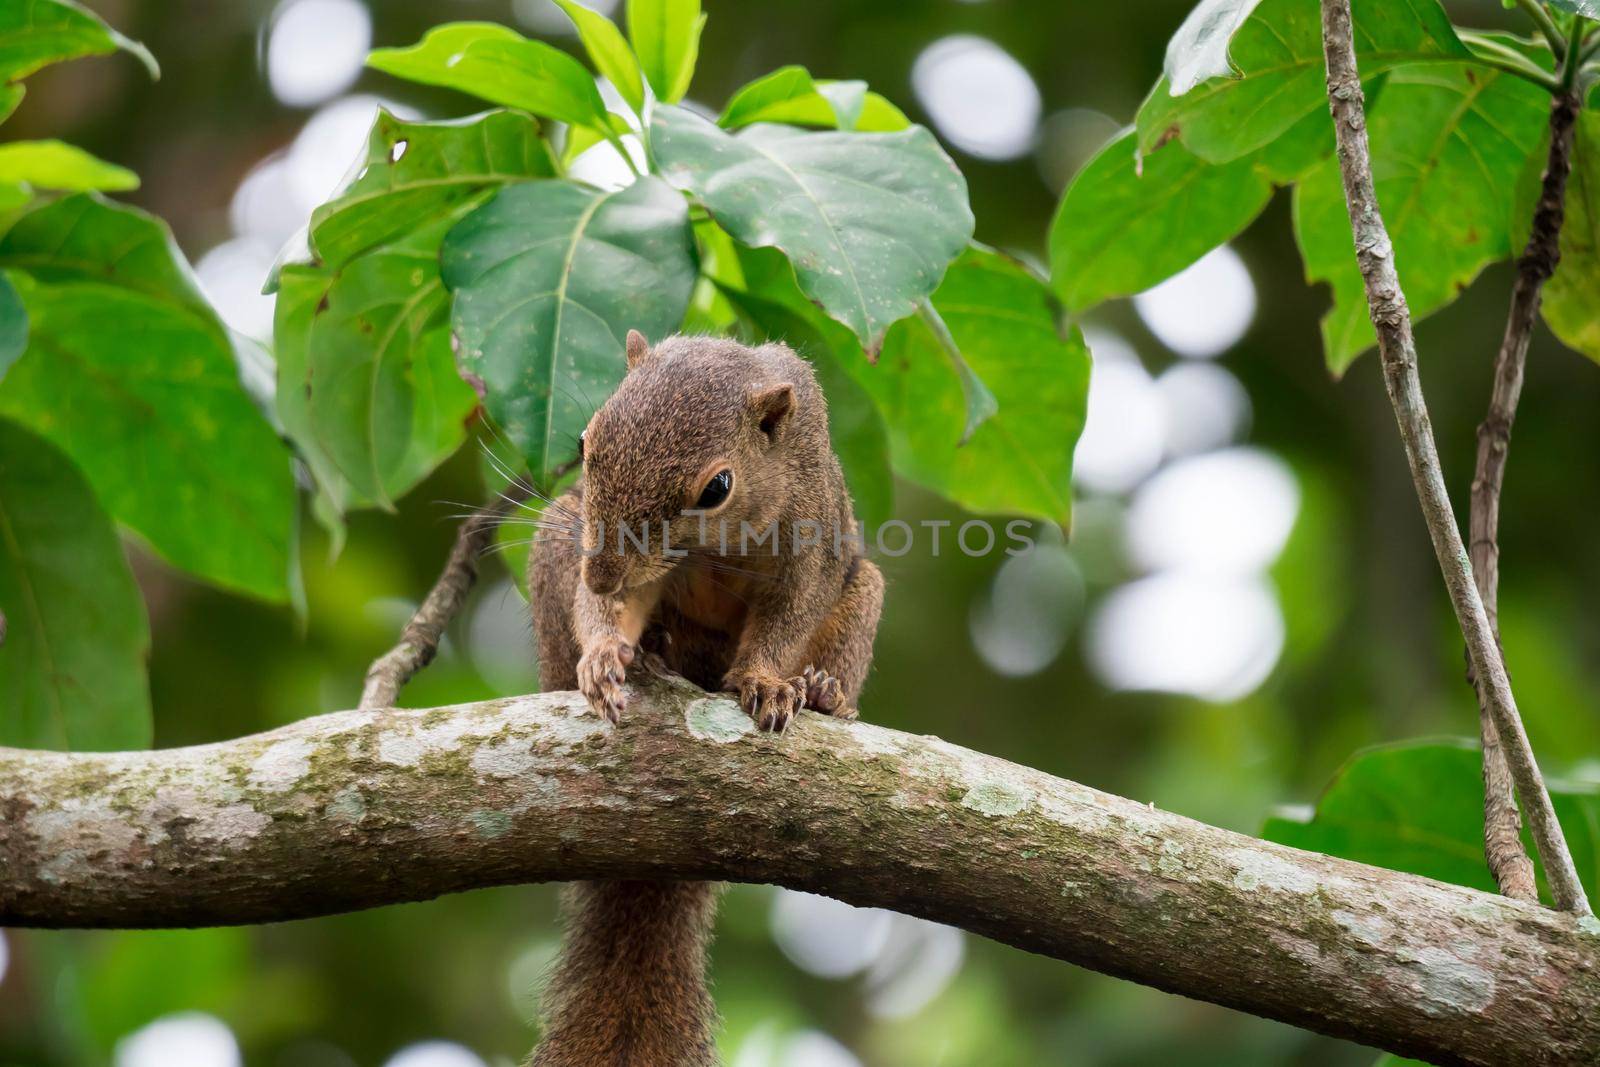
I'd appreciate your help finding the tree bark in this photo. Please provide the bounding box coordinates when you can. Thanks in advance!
[1469,90,1583,904]
[1319,0,1590,915]
[2,678,1598,1066]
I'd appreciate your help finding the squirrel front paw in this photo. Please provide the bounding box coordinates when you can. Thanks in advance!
[798,665,848,715]
[577,637,634,723]
[731,670,805,732]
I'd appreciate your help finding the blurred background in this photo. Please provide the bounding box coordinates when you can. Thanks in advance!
[4,0,1599,1064]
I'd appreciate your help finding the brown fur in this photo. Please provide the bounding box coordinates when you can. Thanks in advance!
[527,332,883,1065]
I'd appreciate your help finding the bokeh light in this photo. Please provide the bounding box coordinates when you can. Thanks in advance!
[1073,332,1166,495]
[1125,449,1299,575]
[266,0,372,108]
[970,542,1086,677]
[912,35,1041,160]
[1155,362,1251,458]
[379,1041,488,1067]
[770,890,892,978]
[114,1013,242,1067]
[1087,572,1285,702]
[1134,246,1257,359]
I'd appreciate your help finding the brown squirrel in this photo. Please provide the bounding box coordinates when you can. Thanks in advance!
[526,330,884,1066]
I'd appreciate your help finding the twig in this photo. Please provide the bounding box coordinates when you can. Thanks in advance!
[1468,89,1583,903]
[1319,0,1591,915]
[359,483,534,709]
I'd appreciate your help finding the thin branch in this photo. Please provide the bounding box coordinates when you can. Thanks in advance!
[358,483,533,709]
[1468,88,1583,902]
[3,681,1599,1066]
[1319,0,1591,915]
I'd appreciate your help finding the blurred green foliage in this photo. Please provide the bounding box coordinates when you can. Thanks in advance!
[3,1,1600,1066]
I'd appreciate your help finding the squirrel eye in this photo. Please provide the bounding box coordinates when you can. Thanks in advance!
[577,429,586,459]
[695,469,733,510]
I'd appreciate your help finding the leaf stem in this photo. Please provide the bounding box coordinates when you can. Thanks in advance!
[1459,32,1562,93]
[1514,0,1567,56]
[1561,15,1589,89]
[1319,0,1592,916]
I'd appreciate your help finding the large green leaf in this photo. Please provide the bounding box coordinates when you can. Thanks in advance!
[441,176,697,484]
[1294,62,1548,373]
[653,104,973,354]
[0,0,157,82]
[298,218,474,509]
[719,255,895,529]
[0,139,137,191]
[0,195,294,601]
[307,109,557,270]
[0,417,149,751]
[0,271,25,378]
[628,0,704,104]
[719,66,909,132]
[1264,740,1599,901]
[1540,111,1600,363]
[275,112,550,510]
[850,247,1087,525]
[552,0,644,115]
[1136,0,1467,166]
[1050,129,1272,314]
[367,23,612,134]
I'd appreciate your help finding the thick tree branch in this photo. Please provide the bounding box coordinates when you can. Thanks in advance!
[1320,0,1590,915]
[1,679,1597,1065]
[1469,89,1583,903]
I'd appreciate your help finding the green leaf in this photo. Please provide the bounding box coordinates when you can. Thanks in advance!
[0,0,158,82]
[1050,129,1272,314]
[1540,111,1600,362]
[1294,62,1548,372]
[719,66,909,132]
[275,111,550,511]
[0,83,24,125]
[1545,0,1599,17]
[628,0,704,104]
[0,417,149,751]
[1137,0,1467,166]
[308,109,557,270]
[720,257,895,529]
[299,217,475,508]
[1264,740,1599,901]
[0,138,137,191]
[0,271,25,378]
[441,176,697,484]
[653,103,973,354]
[367,22,612,134]
[0,195,295,601]
[850,247,1087,525]
[552,0,645,115]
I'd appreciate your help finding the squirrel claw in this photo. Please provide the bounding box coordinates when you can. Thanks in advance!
[735,672,804,732]
[798,665,846,714]
[578,638,634,723]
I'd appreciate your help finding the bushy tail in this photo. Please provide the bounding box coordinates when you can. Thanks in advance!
[529,880,723,1067]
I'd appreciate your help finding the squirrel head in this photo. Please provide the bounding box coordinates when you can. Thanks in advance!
[576,329,828,596]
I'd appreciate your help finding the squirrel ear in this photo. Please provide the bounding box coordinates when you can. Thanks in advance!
[750,382,794,440]
[624,329,650,370]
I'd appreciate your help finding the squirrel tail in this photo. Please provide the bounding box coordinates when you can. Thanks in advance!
[529,879,723,1067]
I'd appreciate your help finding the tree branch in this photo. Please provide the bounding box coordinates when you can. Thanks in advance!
[1468,89,1583,903]
[1,678,1597,1065]
[359,485,533,709]
[1319,0,1591,915]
